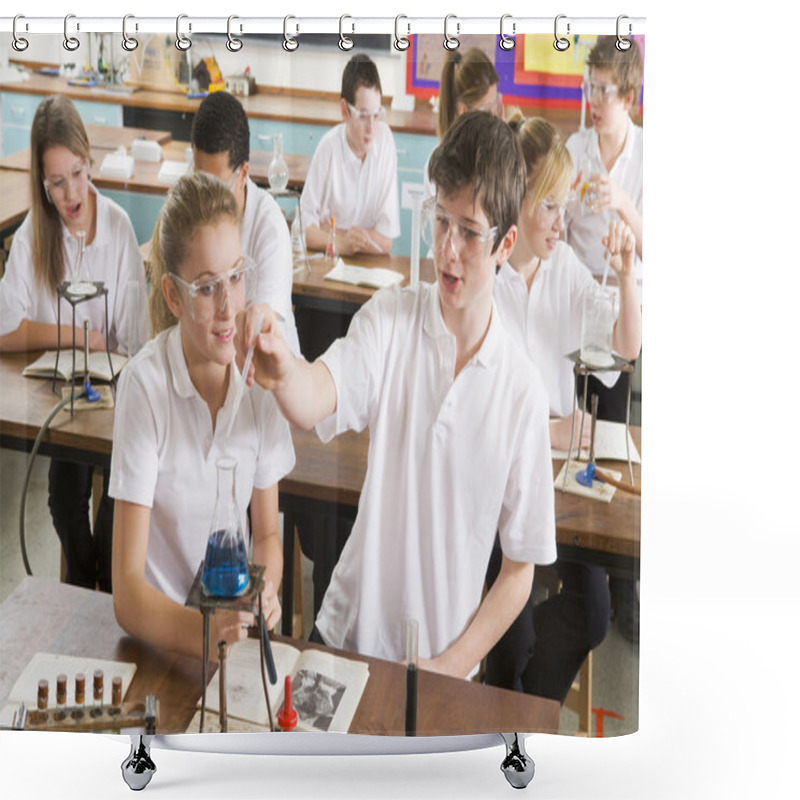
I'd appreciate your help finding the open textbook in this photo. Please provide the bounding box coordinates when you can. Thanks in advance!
[551,419,641,463]
[23,350,127,382]
[197,638,369,734]
[324,258,404,290]
[0,652,137,727]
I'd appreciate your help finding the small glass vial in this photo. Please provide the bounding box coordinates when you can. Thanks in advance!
[37,679,49,711]
[325,216,338,264]
[73,673,86,718]
[55,673,68,720]
[92,669,104,716]
[268,132,289,192]
[291,213,305,265]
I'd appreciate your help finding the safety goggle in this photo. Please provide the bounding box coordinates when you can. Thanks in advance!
[170,256,257,322]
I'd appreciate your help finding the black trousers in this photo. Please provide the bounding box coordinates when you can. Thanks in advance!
[47,459,113,592]
[484,539,611,704]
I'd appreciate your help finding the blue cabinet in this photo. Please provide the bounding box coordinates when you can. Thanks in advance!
[1,92,122,158]
[101,189,165,246]
[393,131,438,257]
[249,118,330,159]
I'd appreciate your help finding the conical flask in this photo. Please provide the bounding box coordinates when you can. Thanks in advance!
[201,456,250,597]
[268,132,289,192]
[68,230,97,297]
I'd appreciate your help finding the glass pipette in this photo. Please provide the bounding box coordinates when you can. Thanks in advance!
[225,308,263,444]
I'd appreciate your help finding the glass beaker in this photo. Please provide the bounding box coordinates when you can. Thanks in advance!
[580,288,616,368]
[268,132,289,192]
[201,456,250,597]
[578,151,603,216]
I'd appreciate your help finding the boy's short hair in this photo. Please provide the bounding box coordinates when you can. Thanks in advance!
[190,91,250,170]
[428,110,526,253]
[587,36,643,101]
[341,54,382,105]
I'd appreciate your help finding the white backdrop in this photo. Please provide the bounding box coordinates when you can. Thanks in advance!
[2,1,798,798]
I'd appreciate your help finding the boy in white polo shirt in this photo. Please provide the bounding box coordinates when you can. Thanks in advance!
[191,91,300,355]
[239,112,556,679]
[300,54,400,257]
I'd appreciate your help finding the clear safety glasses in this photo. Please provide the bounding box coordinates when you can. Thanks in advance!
[170,256,257,322]
[345,102,386,126]
[582,82,620,104]
[43,160,90,203]
[421,198,498,261]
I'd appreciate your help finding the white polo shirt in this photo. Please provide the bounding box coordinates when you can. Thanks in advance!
[109,325,296,604]
[300,122,401,239]
[314,282,556,667]
[565,118,643,283]
[495,244,618,419]
[0,185,149,354]
[241,177,300,356]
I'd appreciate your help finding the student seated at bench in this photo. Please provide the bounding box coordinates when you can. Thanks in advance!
[300,54,400,257]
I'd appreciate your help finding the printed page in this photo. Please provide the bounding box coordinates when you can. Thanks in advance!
[291,647,369,734]
[324,259,404,289]
[551,419,641,463]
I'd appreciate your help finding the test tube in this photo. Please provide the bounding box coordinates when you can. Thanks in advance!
[37,679,49,711]
[55,673,68,720]
[111,676,123,709]
[73,673,85,718]
[405,619,418,736]
[92,669,104,715]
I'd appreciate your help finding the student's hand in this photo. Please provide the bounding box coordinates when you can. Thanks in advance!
[603,220,636,279]
[234,304,292,391]
[589,173,628,215]
[341,226,372,256]
[260,579,282,631]
[210,609,255,652]
[87,329,107,351]
[550,413,592,453]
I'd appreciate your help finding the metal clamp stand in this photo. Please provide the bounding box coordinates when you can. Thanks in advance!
[562,350,635,491]
[270,188,310,275]
[184,563,274,733]
[54,281,117,416]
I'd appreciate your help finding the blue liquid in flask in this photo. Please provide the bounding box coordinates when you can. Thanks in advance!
[202,530,250,597]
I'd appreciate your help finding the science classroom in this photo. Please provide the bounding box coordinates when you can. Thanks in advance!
[0,24,643,757]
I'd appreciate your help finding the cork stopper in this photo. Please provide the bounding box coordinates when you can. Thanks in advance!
[56,673,67,706]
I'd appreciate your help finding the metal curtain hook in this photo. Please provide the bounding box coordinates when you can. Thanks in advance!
[122,15,139,52]
[64,14,80,52]
[443,14,459,51]
[499,14,515,51]
[227,15,243,52]
[394,15,410,51]
[339,15,354,51]
[176,14,192,51]
[616,15,632,51]
[553,14,570,52]
[12,15,29,52]
[283,15,298,52]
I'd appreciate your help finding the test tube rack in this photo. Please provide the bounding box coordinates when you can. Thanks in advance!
[11,695,158,733]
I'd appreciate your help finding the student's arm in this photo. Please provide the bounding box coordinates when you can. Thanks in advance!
[112,499,253,660]
[236,305,337,430]
[419,555,535,680]
[305,223,391,257]
[593,175,643,261]
[0,320,105,353]
[248,483,283,630]
[606,220,642,361]
[549,414,591,453]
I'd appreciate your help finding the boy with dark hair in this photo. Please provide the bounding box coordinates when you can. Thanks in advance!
[300,54,400,257]
[239,111,556,678]
[191,91,299,354]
